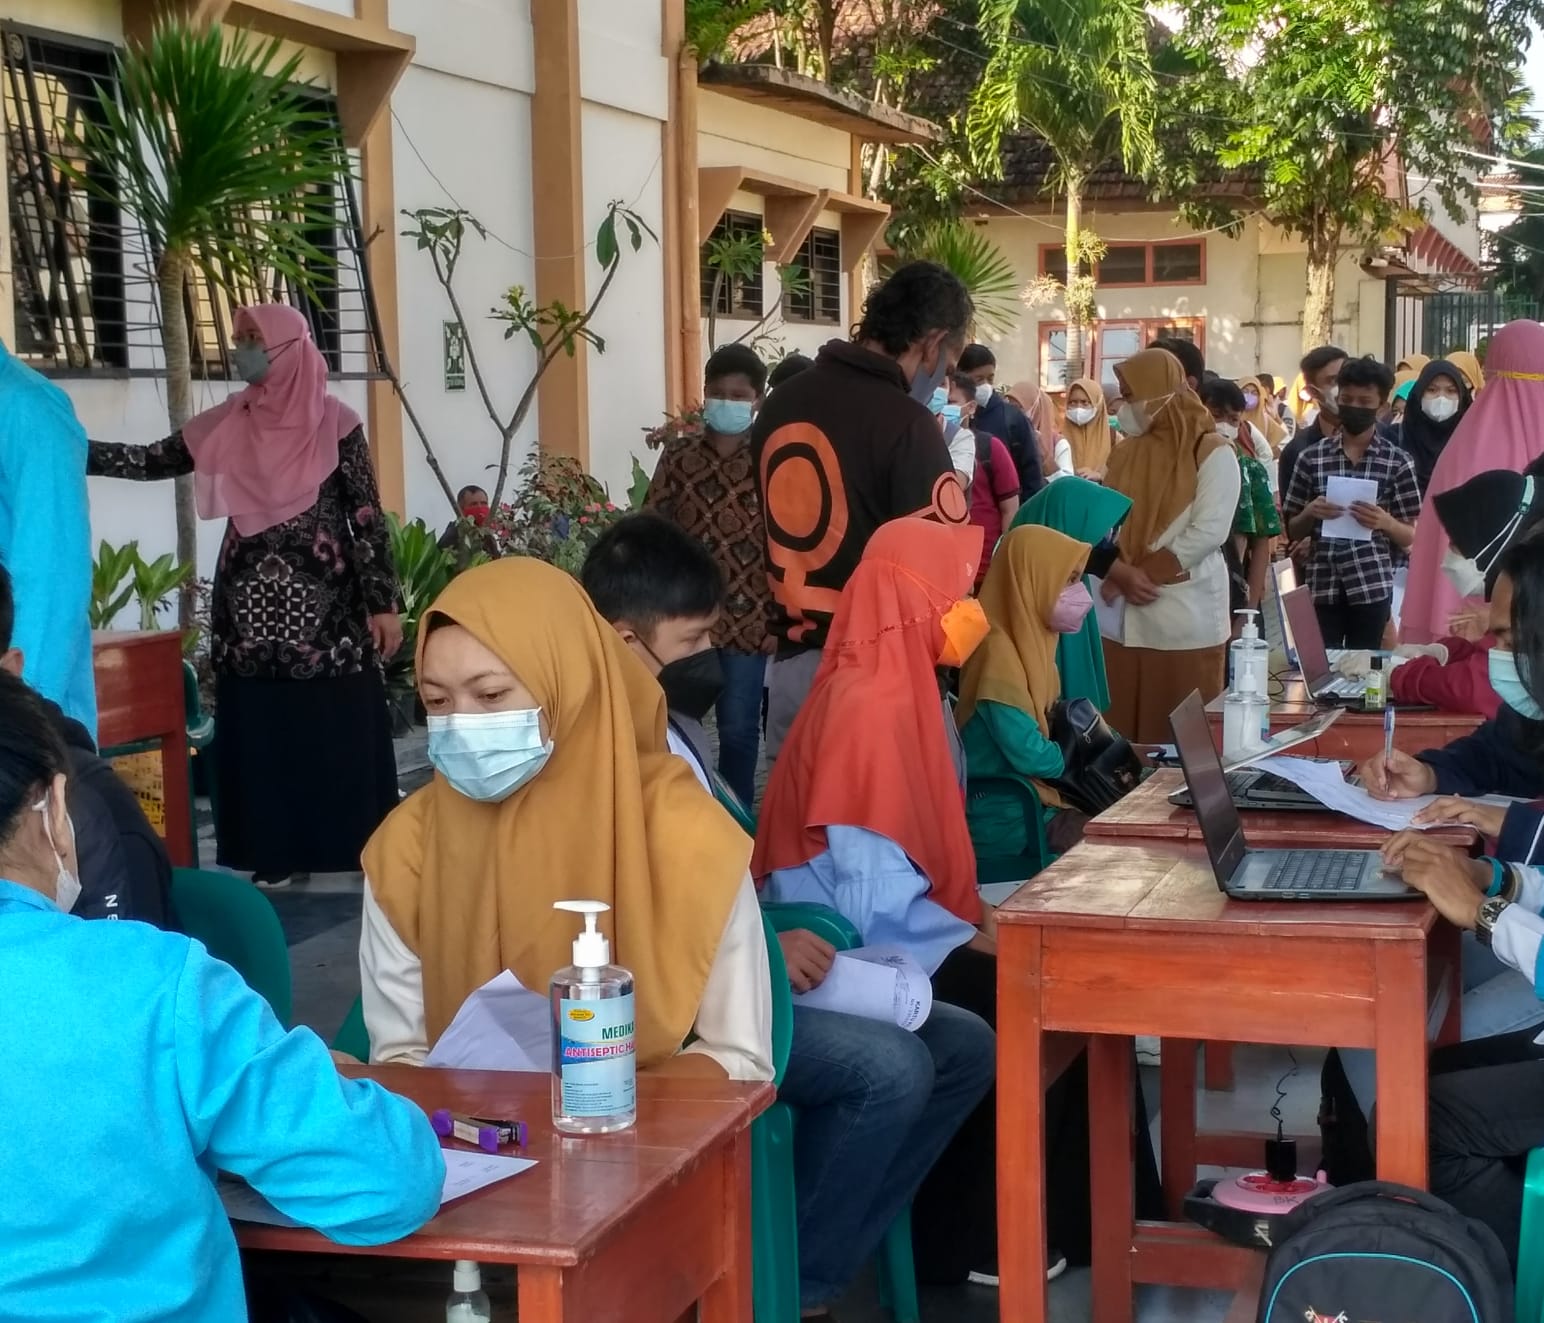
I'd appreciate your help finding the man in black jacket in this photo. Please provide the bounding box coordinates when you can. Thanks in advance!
[957,343,1044,499]
[0,563,174,927]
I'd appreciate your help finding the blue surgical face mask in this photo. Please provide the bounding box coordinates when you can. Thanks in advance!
[908,346,950,404]
[927,386,948,416]
[940,403,962,428]
[703,397,755,437]
[233,344,271,384]
[427,708,553,802]
[1489,648,1544,721]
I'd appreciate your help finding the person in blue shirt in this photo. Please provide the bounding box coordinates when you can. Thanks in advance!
[0,670,444,1323]
[0,337,95,735]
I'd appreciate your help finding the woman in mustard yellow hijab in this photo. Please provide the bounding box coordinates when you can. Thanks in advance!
[1100,348,1241,742]
[958,525,1095,861]
[359,556,773,1080]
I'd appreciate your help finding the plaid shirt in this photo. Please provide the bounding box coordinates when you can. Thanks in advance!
[1283,431,1421,606]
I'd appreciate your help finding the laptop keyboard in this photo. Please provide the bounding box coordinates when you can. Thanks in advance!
[1259,851,1368,891]
[1228,770,1303,797]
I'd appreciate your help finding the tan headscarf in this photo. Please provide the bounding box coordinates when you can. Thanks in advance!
[1061,376,1114,472]
[1239,375,1285,453]
[363,557,750,1064]
[958,525,1091,809]
[1397,352,1431,375]
[1287,371,1312,425]
[1103,348,1229,562]
[1008,378,1059,468]
[1447,349,1484,394]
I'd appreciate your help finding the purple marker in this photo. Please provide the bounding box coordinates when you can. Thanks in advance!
[430,1108,528,1152]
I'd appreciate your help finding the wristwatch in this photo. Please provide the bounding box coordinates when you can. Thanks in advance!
[1476,895,1512,949]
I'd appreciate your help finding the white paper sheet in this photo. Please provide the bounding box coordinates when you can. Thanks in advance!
[979,880,1027,907]
[1088,575,1126,644]
[427,969,551,1072]
[220,1149,537,1228]
[1320,475,1379,542]
[1250,755,1519,832]
[792,946,933,1031]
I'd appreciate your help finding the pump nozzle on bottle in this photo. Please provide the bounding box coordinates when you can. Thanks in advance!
[554,900,611,971]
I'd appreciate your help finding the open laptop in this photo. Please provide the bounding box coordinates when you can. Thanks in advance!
[1282,586,1431,712]
[1168,690,1414,900]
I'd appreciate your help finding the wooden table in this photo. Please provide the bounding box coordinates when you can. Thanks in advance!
[1205,680,1484,764]
[1089,768,1482,851]
[93,630,192,866]
[995,841,1460,1323]
[236,1064,773,1322]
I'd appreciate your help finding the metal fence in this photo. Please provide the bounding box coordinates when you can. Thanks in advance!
[1420,290,1542,357]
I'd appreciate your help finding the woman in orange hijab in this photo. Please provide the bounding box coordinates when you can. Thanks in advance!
[359,557,773,1081]
[1100,348,1241,742]
[756,516,1098,1284]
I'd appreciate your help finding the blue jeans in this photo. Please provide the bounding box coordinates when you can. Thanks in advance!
[778,1002,996,1309]
[1341,931,1544,1114]
[715,648,766,807]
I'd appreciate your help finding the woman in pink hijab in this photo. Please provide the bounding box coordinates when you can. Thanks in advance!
[1401,321,1544,644]
[89,304,402,887]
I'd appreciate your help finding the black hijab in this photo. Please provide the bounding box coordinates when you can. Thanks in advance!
[1399,359,1473,493]
[1432,456,1544,595]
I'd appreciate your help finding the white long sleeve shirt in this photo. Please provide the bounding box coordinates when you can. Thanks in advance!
[1487,865,1544,1008]
[1119,444,1242,652]
[358,869,774,1082]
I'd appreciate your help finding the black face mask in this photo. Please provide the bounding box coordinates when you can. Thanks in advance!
[655,648,724,722]
[1338,404,1378,436]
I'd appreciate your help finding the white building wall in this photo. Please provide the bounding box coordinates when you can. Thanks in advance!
[11,0,673,609]
[980,209,1399,392]
[697,90,854,368]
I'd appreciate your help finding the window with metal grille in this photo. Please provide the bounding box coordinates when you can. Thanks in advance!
[700,210,764,318]
[785,226,841,325]
[180,92,380,380]
[2,25,127,371]
[2,27,384,381]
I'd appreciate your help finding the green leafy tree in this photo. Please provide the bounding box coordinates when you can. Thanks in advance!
[966,0,1158,381]
[1172,0,1541,350]
[1490,143,1544,303]
[64,21,350,624]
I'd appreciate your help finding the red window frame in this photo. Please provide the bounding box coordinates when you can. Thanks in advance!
[1037,239,1206,288]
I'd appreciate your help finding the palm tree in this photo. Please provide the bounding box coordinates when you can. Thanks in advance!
[890,221,1021,337]
[65,21,349,623]
[966,0,1158,381]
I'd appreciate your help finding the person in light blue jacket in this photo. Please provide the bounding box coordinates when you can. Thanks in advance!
[0,338,95,735]
[0,670,444,1322]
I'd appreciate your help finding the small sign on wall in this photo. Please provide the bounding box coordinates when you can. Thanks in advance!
[444,321,466,392]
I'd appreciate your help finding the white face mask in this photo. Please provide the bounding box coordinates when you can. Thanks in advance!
[1213,420,1240,442]
[974,382,994,408]
[1115,391,1173,439]
[32,794,79,913]
[1422,394,1459,423]
[1115,401,1150,437]
[1322,384,1340,410]
[1065,404,1098,426]
[1441,548,1486,600]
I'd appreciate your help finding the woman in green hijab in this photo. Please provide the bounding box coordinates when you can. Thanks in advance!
[1010,478,1133,711]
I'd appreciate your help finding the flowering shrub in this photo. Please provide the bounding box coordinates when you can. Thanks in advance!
[643,405,705,451]
[490,452,629,576]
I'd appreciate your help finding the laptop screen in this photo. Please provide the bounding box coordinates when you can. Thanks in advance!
[1268,560,1299,668]
[1168,690,1246,887]
[1283,586,1331,692]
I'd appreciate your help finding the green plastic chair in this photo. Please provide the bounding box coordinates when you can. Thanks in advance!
[758,902,921,1323]
[1517,1148,1544,1320]
[967,773,1052,884]
[170,867,292,1028]
[333,995,370,1061]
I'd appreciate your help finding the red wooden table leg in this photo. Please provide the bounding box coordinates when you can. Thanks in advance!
[1089,1034,1136,1323]
[1374,941,1431,1188]
[1159,1039,1200,1219]
[998,926,1050,1323]
[1203,1040,1235,1091]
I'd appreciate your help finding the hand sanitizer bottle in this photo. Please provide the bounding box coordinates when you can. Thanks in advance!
[447,1260,491,1323]
[1365,655,1387,710]
[550,900,636,1135]
[1223,659,1268,760]
[1230,609,1271,739]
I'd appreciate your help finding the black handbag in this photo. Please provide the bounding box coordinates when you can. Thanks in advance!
[1046,697,1143,814]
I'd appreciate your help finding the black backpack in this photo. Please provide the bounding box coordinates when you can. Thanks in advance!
[1257,1181,1513,1323]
